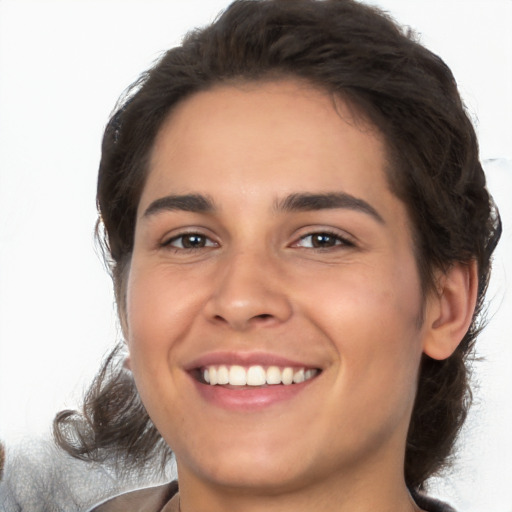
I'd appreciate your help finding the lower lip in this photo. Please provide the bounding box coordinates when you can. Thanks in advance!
[191,375,318,411]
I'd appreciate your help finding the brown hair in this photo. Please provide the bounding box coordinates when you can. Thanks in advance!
[54,0,501,489]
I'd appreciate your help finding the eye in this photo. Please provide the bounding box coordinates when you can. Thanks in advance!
[294,231,353,249]
[165,233,217,250]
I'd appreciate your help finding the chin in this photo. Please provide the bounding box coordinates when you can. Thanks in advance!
[189,458,311,495]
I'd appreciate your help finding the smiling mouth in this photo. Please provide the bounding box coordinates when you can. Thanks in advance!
[195,365,321,387]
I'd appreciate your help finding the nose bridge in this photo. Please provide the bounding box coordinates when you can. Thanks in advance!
[205,245,292,330]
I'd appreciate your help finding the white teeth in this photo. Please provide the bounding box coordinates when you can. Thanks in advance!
[247,365,266,386]
[229,365,247,386]
[293,368,305,384]
[217,365,229,385]
[266,366,282,385]
[281,367,294,385]
[209,366,218,385]
[202,364,319,386]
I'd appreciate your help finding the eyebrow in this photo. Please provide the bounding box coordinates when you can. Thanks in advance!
[142,191,384,224]
[275,192,384,223]
[143,194,215,218]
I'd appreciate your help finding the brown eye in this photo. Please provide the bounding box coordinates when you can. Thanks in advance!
[181,234,207,248]
[310,233,339,248]
[167,233,216,249]
[294,231,354,249]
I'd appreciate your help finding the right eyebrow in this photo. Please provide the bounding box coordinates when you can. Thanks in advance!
[142,194,216,218]
[274,192,384,224]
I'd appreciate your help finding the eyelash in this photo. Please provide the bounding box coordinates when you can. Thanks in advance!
[293,230,355,250]
[163,232,217,251]
[162,230,354,252]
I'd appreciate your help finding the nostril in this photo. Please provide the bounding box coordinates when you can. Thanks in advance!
[250,314,281,326]
[211,312,275,329]
[254,314,273,320]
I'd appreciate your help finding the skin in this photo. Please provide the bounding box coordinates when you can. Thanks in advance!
[125,80,474,512]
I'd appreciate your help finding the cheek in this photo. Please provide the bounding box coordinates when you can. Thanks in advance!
[305,256,424,385]
[307,254,422,332]
[125,262,201,368]
[324,272,423,434]
[124,262,201,424]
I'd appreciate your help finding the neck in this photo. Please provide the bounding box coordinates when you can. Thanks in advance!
[176,459,421,512]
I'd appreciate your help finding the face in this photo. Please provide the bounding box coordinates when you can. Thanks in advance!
[126,80,430,495]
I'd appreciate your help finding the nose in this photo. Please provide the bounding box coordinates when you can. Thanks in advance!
[203,249,293,331]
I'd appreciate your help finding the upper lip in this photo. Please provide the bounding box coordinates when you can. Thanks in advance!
[184,351,322,371]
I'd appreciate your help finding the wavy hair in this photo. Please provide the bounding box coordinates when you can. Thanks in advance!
[54,0,501,490]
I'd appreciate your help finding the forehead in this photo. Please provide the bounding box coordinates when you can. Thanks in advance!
[140,80,405,228]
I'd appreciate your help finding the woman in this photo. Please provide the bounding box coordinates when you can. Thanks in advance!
[54,1,501,511]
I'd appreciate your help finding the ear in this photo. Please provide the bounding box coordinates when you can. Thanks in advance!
[123,353,132,370]
[422,261,478,360]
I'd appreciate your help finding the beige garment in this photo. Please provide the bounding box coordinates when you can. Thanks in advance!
[89,481,178,512]
[161,492,180,512]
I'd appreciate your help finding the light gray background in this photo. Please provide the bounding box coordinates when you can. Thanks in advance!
[0,1,511,511]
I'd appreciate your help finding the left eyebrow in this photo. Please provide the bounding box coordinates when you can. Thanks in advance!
[142,194,216,218]
[274,192,384,224]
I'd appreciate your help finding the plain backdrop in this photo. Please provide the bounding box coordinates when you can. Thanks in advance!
[0,1,511,511]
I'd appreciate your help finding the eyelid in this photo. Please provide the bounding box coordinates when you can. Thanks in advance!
[291,228,356,249]
[161,228,219,250]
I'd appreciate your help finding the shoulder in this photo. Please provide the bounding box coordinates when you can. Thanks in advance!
[88,481,178,512]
